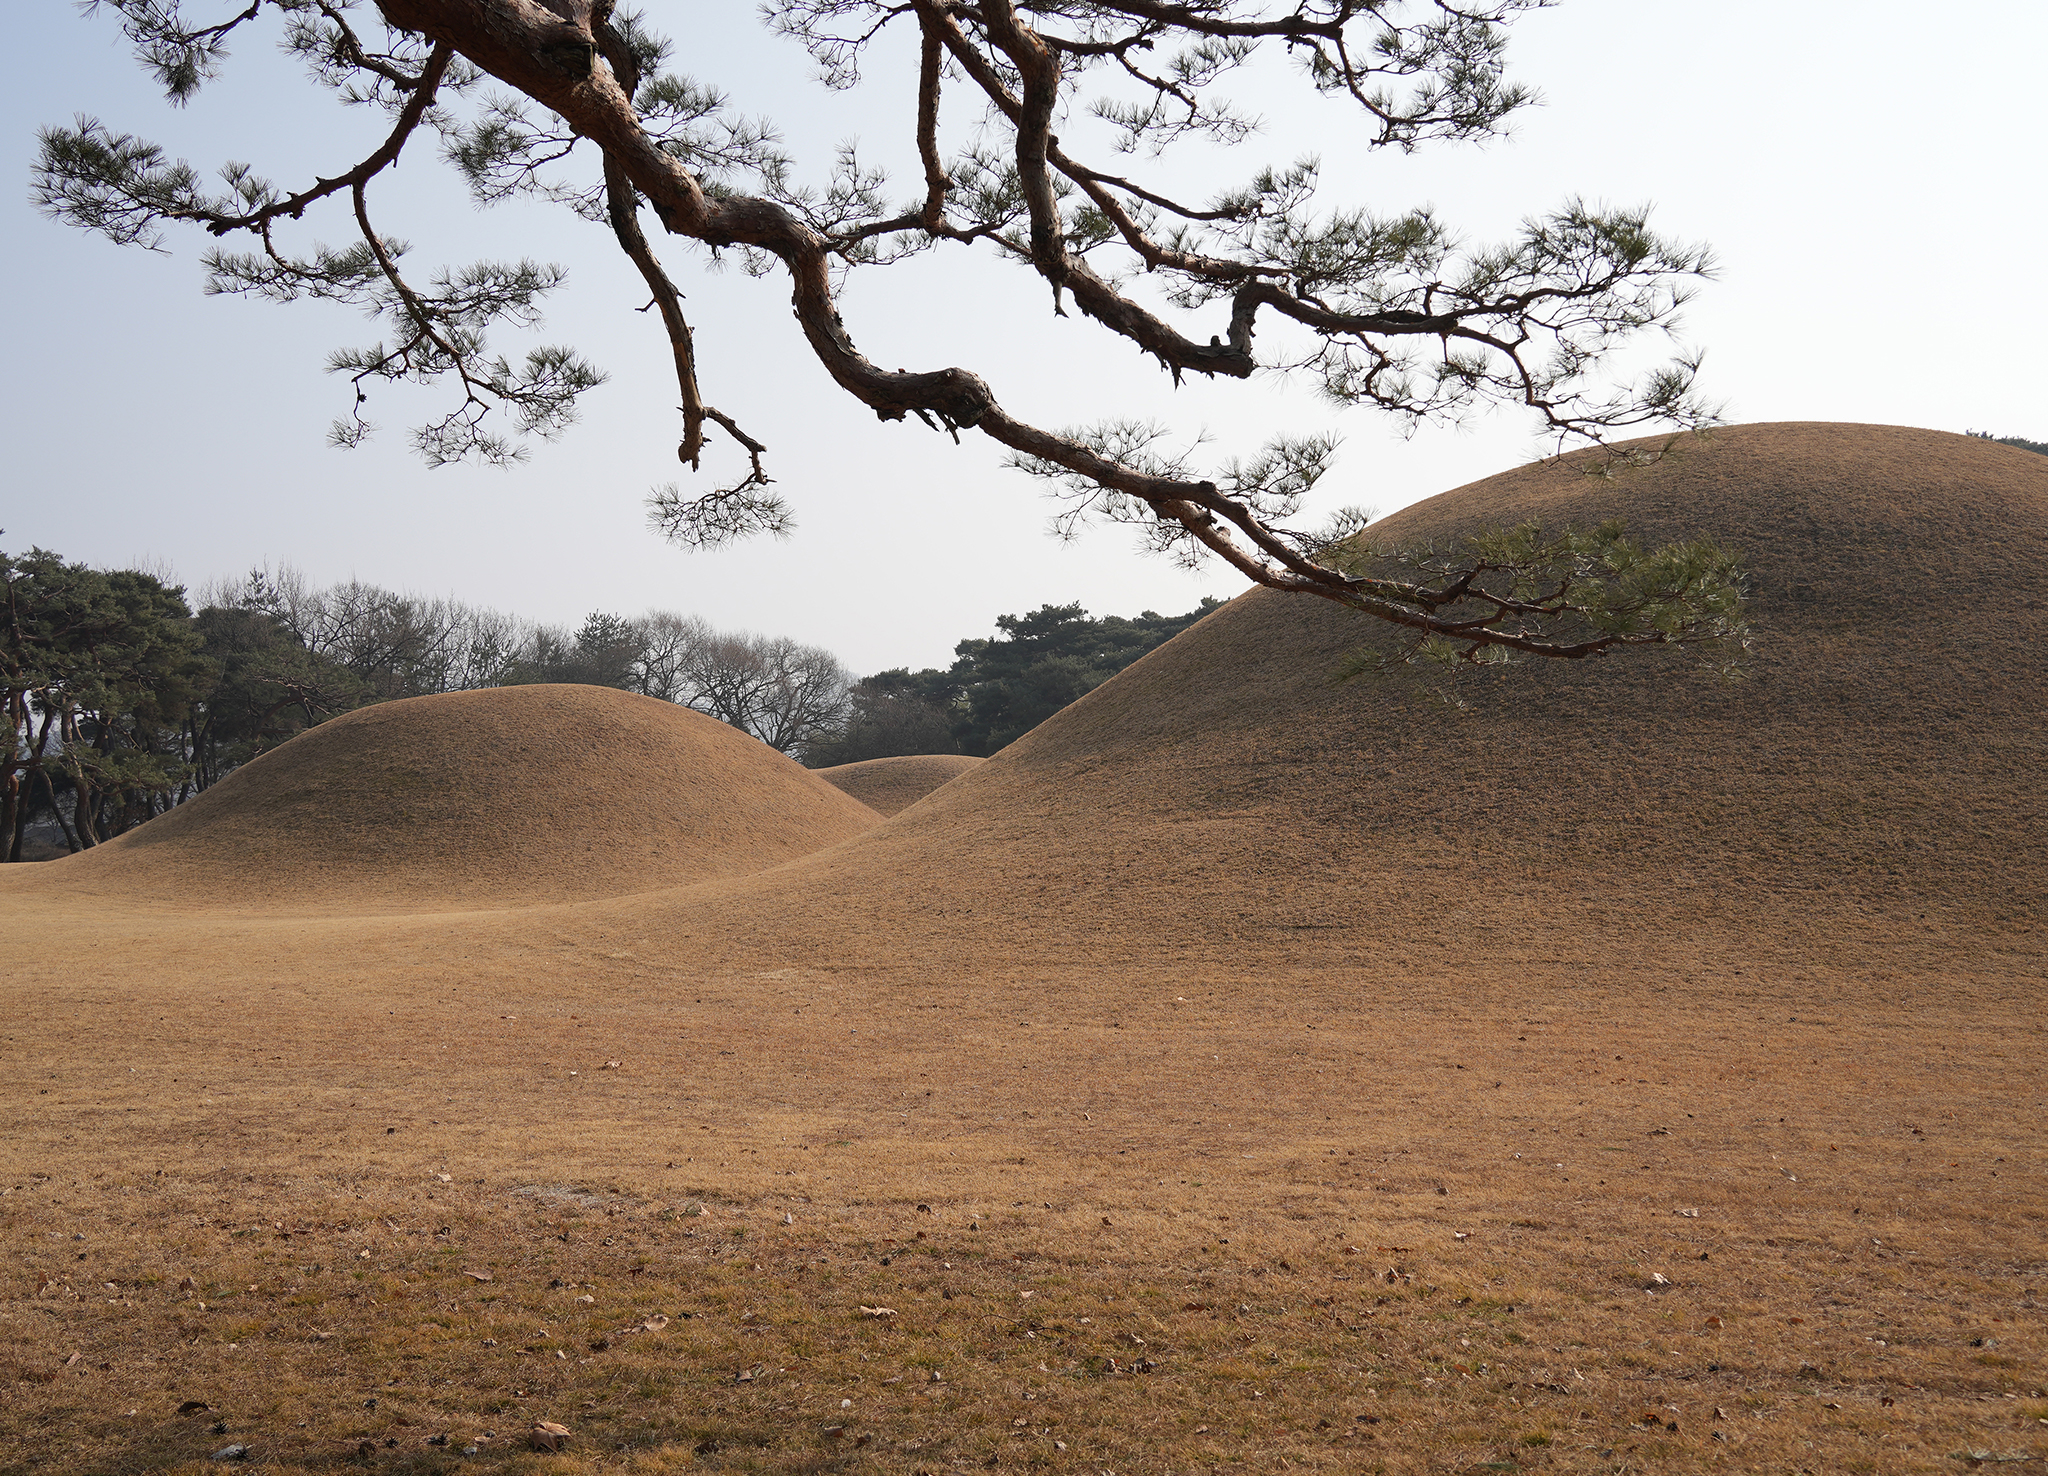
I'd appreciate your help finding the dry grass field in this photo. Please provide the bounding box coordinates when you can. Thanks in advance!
[2,424,2043,1475]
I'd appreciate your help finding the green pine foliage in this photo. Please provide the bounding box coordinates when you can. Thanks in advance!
[184,605,363,791]
[1,546,211,857]
[33,0,1736,651]
[501,611,646,690]
[812,598,1226,764]
[2,549,379,860]
[1967,430,2048,456]
[1327,519,1750,678]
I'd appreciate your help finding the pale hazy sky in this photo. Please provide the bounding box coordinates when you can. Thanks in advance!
[5,3,2043,673]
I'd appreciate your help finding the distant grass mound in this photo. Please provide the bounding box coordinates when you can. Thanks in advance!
[25,684,882,912]
[629,423,2045,977]
[814,754,985,817]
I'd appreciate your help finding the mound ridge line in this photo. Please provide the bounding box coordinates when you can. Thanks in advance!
[10,684,884,914]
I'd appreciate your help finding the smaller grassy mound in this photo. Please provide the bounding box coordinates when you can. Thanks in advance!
[814,754,984,817]
[20,685,881,913]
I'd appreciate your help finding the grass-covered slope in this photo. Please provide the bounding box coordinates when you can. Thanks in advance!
[814,754,985,818]
[12,684,882,912]
[624,422,2043,979]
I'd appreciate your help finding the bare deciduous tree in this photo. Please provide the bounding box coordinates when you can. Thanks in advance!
[668,627,851,759]
[210,566,530,696]
[500,606,848,755]
[37,2,1749,668]
[631,610,714,706]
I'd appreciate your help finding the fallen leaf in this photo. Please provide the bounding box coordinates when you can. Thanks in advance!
[857,1306,897,1319]
[464,1270,494,1282]
[529,1421,572,1452]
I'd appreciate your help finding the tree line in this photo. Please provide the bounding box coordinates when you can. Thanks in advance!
[1,550,855,859]
[811,600,1223,766]
[3,541,1222,860]
[1969,431,2048,456]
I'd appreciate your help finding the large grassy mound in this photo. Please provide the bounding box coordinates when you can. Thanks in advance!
[18,684,882,912]
[616,422,2044,978]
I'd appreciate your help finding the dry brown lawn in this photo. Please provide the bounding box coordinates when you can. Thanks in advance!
[2,424,2044,1475]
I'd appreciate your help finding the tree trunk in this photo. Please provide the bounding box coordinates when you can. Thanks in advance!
[1,692,23,862]
[50,779,81,855]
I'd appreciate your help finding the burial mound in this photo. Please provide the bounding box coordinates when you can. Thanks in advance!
[26,684,882,912]
[815,754,985,816]
[626,423,2045,979]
